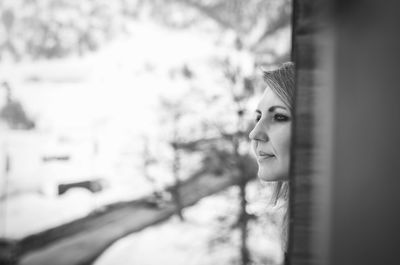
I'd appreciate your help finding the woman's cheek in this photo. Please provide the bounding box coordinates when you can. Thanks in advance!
[276,124,292,159]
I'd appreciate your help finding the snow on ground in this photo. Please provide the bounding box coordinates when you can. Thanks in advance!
[1,190,93,239]
[95,185,283,265]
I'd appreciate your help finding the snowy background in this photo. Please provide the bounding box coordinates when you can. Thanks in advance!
[0,1,291,264]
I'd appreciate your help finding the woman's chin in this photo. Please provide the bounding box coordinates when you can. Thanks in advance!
[258,171,277,182]
[258,168,288,182]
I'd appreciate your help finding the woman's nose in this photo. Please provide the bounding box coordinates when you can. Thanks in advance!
[249,121,269,142]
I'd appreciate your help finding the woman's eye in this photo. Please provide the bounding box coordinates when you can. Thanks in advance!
[273,113,290,122]
[254,114,261,123]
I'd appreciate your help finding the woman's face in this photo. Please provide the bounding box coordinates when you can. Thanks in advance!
[249,85,292,181]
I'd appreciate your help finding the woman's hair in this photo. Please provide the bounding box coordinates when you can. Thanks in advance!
[262,62,295,252]
[262,62,294,204]
[263,62,295,111]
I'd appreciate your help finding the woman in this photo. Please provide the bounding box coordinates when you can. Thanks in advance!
[249,62,294,261]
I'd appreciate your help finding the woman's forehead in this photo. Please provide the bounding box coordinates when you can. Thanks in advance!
[257,86,287,110]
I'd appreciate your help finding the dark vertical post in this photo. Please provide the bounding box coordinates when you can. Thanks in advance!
[290,1,400,265]
[290,1,334,264]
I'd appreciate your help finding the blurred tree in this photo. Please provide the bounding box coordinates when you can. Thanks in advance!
[148,0,292,65]
[141,137,159,196]
[0,0,290,63]
[176,124,261,265]
[217,55,256,265]
[169,54,266,264]
[159,97,187,221]
[0,0,139,60]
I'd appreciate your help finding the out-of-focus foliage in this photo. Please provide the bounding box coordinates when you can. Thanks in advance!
[0,0,290,62]
[149,0,292,62]
[0,0,140,60]
[150,0,291,35]
[160,53,264,264]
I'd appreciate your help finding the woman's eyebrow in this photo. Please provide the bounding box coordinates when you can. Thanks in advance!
[268,106,288,112]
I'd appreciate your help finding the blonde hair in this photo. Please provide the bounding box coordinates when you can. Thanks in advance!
[263,62,294,204]
[263,62,295,252]
[263,62,295,110]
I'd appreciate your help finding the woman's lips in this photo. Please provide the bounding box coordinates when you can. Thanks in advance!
[257,151,275,161]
